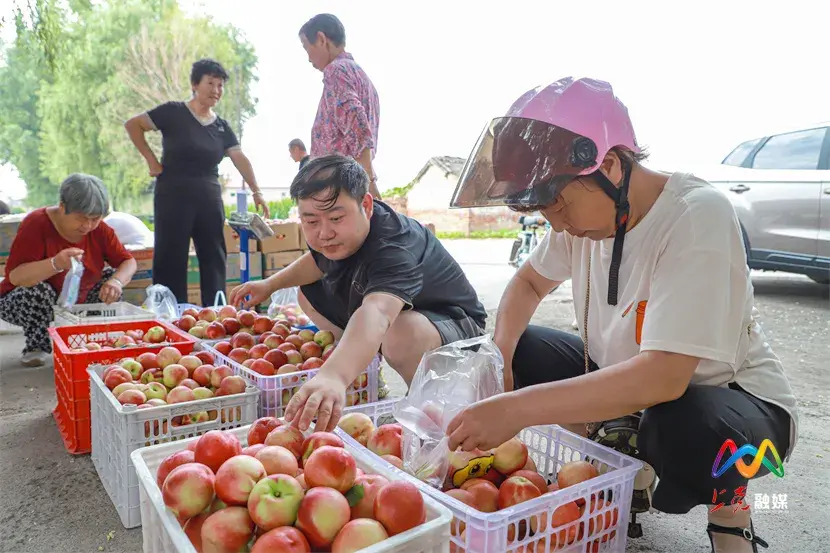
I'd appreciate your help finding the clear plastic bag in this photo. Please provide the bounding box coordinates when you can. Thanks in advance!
[57,256,85,309]
[142,284,179,321]
[267,286,311,326]
[392,334,505,489]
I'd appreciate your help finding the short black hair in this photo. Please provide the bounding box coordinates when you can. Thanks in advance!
[0,200,9,215]
[290,154,367,210]
[299,14,346,47]
[288,138,306,151]
[190,58,229,86]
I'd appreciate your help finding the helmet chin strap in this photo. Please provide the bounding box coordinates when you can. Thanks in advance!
[590,163,632,306]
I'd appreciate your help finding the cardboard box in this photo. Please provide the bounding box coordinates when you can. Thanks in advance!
[124,247,154,288]
[259,222,300,253]
[121,288,147,306]
[223,222,258,254]
[187,288,201,306]
[263,250,303,272]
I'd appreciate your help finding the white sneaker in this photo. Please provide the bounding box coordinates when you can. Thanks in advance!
[21,351,48,367]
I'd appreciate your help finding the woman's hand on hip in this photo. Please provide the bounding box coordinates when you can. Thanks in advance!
[229,280,273,310]
[147,159,163,177]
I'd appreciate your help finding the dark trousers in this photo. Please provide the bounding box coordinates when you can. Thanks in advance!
[0,268,117,354]
[513,325,792,514]
[153,178,226,307]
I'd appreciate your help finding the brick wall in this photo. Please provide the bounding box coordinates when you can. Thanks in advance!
[469,206,520,232]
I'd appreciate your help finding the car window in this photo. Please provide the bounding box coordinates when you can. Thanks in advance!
[750,127,827,170]
[722,138,762,166]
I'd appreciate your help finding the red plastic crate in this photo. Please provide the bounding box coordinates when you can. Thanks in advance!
[48,319,197,454]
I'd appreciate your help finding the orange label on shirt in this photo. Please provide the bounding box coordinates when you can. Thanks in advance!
[635,301,648,345]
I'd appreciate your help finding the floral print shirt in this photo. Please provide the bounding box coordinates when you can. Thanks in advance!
[310,52,380,160]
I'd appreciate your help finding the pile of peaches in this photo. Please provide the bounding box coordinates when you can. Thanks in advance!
[157,418,431,553]
[101,347,249,429]
[174,304,311,341]
[337,412,619,553]
[69,324,174,352]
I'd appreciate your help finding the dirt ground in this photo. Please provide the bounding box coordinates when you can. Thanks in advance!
[0,267,827,552]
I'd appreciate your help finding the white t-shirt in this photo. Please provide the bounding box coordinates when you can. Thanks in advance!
[104,211,154,248]
[529,172,799,457]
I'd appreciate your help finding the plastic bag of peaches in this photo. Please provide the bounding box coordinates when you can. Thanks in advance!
[266,287,312,327]
[392,334,504,489]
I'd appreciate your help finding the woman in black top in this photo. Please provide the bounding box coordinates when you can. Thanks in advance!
[125,59,268,306]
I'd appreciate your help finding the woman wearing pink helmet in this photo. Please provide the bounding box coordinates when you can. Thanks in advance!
[445,77,797,552]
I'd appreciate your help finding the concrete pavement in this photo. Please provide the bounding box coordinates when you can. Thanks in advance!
[1,239,828,552]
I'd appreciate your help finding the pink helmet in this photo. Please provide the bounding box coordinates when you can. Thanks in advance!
[450,77,639,208]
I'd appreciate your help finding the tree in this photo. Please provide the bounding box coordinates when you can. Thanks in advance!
[0,0,257,209]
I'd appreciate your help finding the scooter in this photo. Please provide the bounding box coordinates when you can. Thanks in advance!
[508,215,549,268]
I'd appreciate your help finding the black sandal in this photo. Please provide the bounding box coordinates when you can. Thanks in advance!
[707,520,769,552]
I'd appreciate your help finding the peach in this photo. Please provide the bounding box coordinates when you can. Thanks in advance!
[374,480,426,536]
[247,473,305,531]
[222,318,242,336]
[197,308,217,322]
[121,358,144,379]
[193,387,214,400]
[285,335,305,350]
[557,460,600,490]
[182,512,208,551]
[111,382,139,397]
[497,475,541,510]
[256,445,299,476]
[493,438,528,475]
[217,305,238,321]
[367,424,403,458]
[296,472,308,489]
[237,310,256,327]
[178,355,202,376]
[104,367,132,390]
[299,341,322,360]
[193,364,214,387]
[249,359,276,376]
[295,487,351,550]
[177,315,196,332]
[201,506,255,553]
[161,462,215,518]
[462,479,499,513]
[253,315,274,334]
[263,334,284,349]
[313,330,335,347]
[140,367,162,384]
[301,432,344,466]
[381,455,403,469]
[264,425,305,459]
[194,430,242,473]
[263,348,289,369]
[137,352,160,370]
[445,488,476,536]
[228,348,249,364]
[241,444,266,457]
[210,365,234,388]
[332,518,389,553]
[157,449,196,488]
[251,526,310,553]
[523,455,537,472]
[180,378,200,390]
[550,501,581,546]
[337,413,375,446]
[167,386,196,404]
[144,325,167,343]
[162,364,189,389]
[271,322,290,338]
[481,467,505,488]
[214,341,233,356]
[303,445,356,493]
[117,389,146,406]
[247,417,282,446]
[276,342,297,353]
[248,343,270,359]
[156,346,182,368]
[301,357,324,371]
[285,350,303,366]
[205,321,227,340]
[215,455,267,505]
[349,474,390,519]
[144,381,167,401]
[510,469,548,495]
[195,350,215,365]
[231,331,256,350]
[217,375,247,396]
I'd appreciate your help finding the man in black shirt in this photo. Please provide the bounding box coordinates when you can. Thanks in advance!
[289,138,310,171]
[230,155,486,431]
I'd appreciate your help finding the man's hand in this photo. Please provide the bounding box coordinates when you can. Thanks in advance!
[53,248,84,271]
[284,372,348,432]
[148,159,163,177]
[446,393,522,452]
[229,280,273,309]
[100,279,123,304]
[253,193,271,219]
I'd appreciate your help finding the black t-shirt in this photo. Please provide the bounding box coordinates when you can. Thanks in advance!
[310,201,487,327]
[147,101,239,182]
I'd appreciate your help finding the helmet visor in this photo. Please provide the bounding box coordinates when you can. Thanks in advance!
[450,117,599,208]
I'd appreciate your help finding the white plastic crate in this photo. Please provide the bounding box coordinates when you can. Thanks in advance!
[200,342,382,418]
[131,424,453,553]
[338,399,643,553]
[53,302,157,328]
[88,364,260,529]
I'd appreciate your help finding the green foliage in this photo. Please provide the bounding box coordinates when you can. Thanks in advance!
[0,0,258,210]
[436,229,518,239]
[224,197,294,221]
[384,180,415,199]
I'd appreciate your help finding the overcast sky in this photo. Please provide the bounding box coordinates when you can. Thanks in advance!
[2,0,828,203]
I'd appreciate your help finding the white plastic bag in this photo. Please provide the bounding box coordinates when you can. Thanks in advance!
[392,334,505,489]
[142,284,179,321]
[57,256,85,309]
[267,287,311,326]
